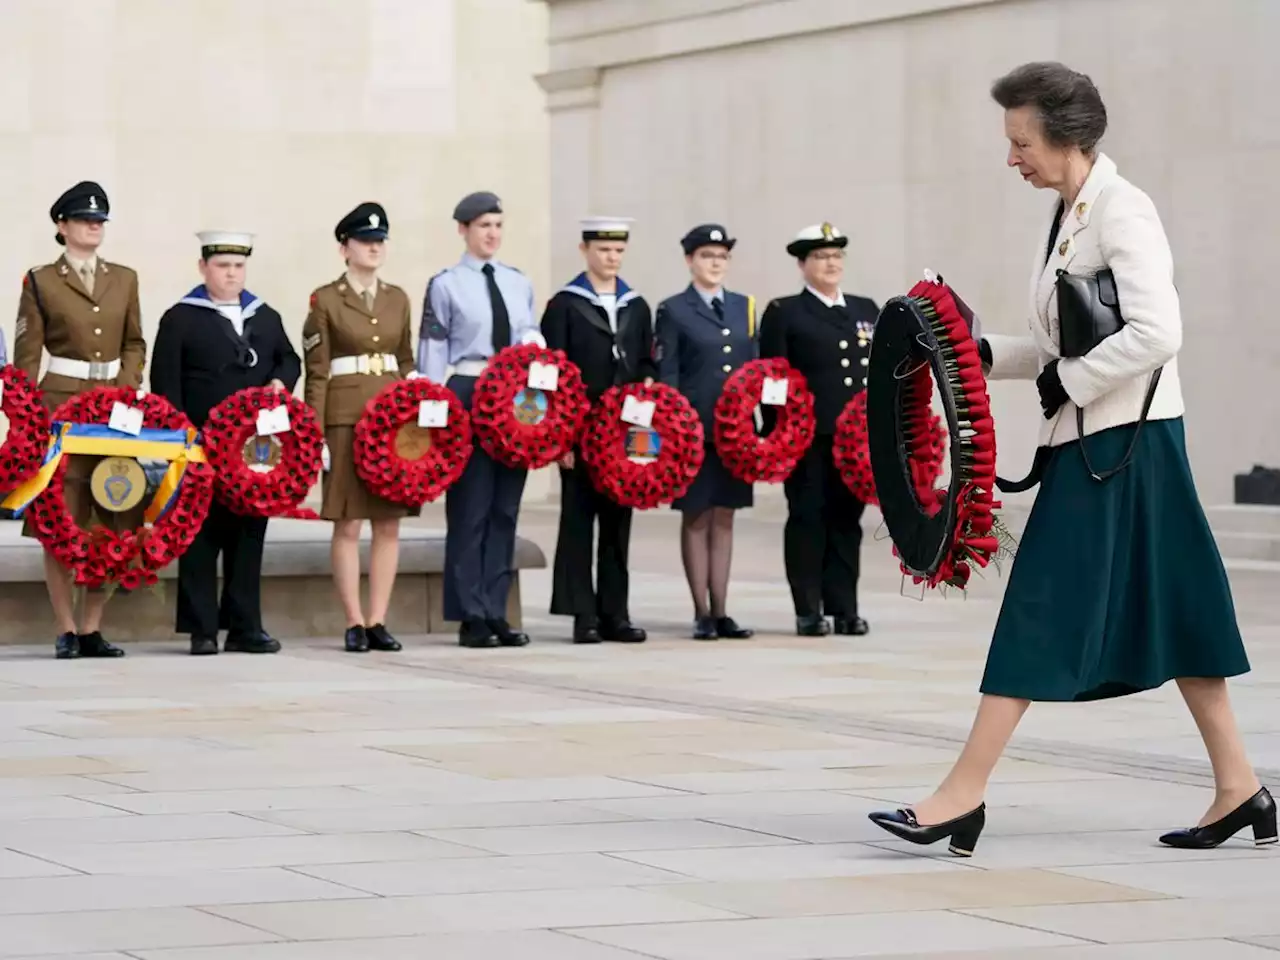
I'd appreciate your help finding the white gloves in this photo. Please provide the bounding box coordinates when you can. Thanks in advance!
[520,330,548,348]
[321,442,331,473]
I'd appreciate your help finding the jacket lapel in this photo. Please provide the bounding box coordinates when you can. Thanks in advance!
[55,255,95,304]
[1029,153,1118,354]
[684,285,722,329]
[338,276,375,319]
[91,260,114,306]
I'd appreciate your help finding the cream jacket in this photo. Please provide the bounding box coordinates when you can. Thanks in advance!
[984,153,1184,447]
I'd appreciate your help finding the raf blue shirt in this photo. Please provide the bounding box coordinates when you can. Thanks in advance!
[417,253,543,383]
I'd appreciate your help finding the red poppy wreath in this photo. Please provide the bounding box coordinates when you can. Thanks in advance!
[470,343,589,470]
[581,382,704,510]
[713,357,815,483]
[353,379,472,505]
[202,387,325,519]
[29,387,213,590]
[833,390,946,506]
[0,365,50,493]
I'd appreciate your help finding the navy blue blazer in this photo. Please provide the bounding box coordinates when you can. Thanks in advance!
[655,285,758,432]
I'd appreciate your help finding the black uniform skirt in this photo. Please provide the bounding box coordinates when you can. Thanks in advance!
[671,442,754,514]
[980,417,1249,702]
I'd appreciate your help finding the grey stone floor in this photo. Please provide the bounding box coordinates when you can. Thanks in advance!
[0,498,1278,958]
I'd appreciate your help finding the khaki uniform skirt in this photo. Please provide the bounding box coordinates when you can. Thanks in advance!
[320,425,421,522]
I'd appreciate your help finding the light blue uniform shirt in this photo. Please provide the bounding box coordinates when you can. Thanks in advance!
[694,286,724,309]
[417,253,542,383]
[0,328,7,366]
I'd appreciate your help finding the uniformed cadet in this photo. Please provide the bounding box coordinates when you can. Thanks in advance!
[151,231,301,656]
[655,223,756,641]
[540,216,655,645]
[758,222,877,637]
[15,181,146,660]
[419,191,542,649]
[303,202,416,654]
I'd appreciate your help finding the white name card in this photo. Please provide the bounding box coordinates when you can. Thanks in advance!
[528,361,559,392]
[418,400,449,428]
[620,395,655,428]
[761,377,789,406]
[256,406,292,436]
[108,402,143,436]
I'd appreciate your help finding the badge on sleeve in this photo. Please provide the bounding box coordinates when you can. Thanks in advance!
[303,332,321,352]
[422,276,449,341]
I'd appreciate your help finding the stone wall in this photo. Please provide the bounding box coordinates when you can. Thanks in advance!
[535,0,1280,505]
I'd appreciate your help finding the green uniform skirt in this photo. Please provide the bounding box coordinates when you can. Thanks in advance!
[980,417,1249,702]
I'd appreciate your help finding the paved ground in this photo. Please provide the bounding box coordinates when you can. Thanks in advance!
[1,497,1280,958]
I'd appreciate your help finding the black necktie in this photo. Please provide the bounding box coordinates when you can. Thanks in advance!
[482,263,511,349]
[712,297,724,321]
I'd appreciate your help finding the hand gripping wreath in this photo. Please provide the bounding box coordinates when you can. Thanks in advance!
[581,382,704,509]
[202,387,325,518]
[713,358,815,483]
[834,390,946,505]
[353,378,472,505]
[0,366,50,493]
[27,387,213,590]
[470,343,589,470]
[866,274,1003,589]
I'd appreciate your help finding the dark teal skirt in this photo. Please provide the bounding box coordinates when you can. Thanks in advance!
[980,417,1249,702]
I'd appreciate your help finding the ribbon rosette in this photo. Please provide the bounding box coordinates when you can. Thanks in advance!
[712,358,815,484]
[352,379,472,506]
[470,344,589,470]
[202,387,324,519]
[580,382,704,510]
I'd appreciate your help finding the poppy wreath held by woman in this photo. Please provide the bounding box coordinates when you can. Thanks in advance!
[202,387,326,519]
[713,357,815,484]
[581,382,704,510]
[470,343,589,470]
[865,273,1012,590]
[0,365,50,493]
[30,386,214,590]
[352,378,473,506]
[833,389,946,506]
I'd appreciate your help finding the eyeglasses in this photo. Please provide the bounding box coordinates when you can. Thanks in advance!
[809,251,846,262]
[695,251,731,262]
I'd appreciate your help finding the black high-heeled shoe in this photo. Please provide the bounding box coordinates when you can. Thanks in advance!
[1158,786,1278,849]
[868,803,985,857]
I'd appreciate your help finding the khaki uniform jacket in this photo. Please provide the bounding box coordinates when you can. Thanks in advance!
[14,255,146,409]
[301,275,414,427]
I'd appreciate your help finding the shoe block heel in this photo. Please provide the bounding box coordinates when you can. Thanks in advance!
[1253,807,1278,846]
[948,811,985,857]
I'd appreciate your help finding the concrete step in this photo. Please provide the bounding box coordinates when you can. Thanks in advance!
[1204,504,1280,535]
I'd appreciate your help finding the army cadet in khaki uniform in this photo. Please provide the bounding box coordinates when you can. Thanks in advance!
[302,202,416,654]
[15,180,146,660]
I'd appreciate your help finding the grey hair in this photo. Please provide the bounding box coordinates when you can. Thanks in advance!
[991,61,1107,153]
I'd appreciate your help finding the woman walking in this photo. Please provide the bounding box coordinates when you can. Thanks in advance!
[869,61,1271,855]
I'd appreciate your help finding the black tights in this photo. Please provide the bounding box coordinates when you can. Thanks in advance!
[680,507,736,619]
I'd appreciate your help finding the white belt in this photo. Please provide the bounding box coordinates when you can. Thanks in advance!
[329,354,398,377]
[453,358,489,377]
[47,356,120,380]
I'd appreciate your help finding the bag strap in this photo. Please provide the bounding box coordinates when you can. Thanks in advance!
[1076,366,1163,483]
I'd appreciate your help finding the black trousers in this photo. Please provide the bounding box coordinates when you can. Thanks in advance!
[176,499,268,637]
[782,436,865,618]
[443,375,528,623]
[550,454,632,623]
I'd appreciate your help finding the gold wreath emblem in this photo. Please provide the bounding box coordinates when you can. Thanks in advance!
[90,456,147,512]
[242,435,284,475]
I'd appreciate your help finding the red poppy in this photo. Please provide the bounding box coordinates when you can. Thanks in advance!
[0,366,50,493]
[352,379,472,505]
[713,358,815,484]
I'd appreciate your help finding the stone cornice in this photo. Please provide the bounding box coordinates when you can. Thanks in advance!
[535,0,1014,75]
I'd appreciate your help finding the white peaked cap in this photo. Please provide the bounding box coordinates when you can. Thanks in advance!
[580,216,634,238]
[197,231,255,255]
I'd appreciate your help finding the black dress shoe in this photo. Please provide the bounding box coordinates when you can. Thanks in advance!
[715,616,754,639]
[693,616,717,640]
[77,632,125,658]
[833,616,869,636]
[345,625,370,653]
[1159,786,1278,849]
[868,803,986,857]
[601,619,646,643]
[225,633,281,654]
[190,635,219,656]
[365,624,402,652]
[572,617,602,644]
[796,615,830,637]
[55,632,79,660]
[458,618,498,648]
[487,619,530,647]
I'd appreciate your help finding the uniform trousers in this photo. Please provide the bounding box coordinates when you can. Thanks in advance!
[442,375,528,623]
[782,435,865,619]
[550,454,633,623]
[175,499,268,638]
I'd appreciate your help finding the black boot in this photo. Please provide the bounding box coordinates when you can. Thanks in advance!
[715,616,754,639]
[1159,787,1278,849]
[225,632,281,654]
[601,618,646,643]
[692,616,717,640]
[344,625,369,653]
[190,635,219,656]
[868,804,986,857]
[365,624,402,652]
[77,632,125,658]
[458,618,498,648]
[487,619,530,647]
[795,615,830,637]
[572,616,601,644]
[833,616,869,636]
[55,632,79,660]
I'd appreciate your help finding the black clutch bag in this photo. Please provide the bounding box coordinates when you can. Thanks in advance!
[1054,267,1162,482]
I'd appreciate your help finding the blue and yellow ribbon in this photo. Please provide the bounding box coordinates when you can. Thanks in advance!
[1,423,207,519]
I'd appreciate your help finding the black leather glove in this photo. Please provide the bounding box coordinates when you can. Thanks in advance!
[1036,359,1069,419]
[978,338,993,369]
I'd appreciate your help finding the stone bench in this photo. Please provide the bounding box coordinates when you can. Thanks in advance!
[0,519,546,643]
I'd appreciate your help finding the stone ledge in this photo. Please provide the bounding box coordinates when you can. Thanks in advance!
[0,520,548,643]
